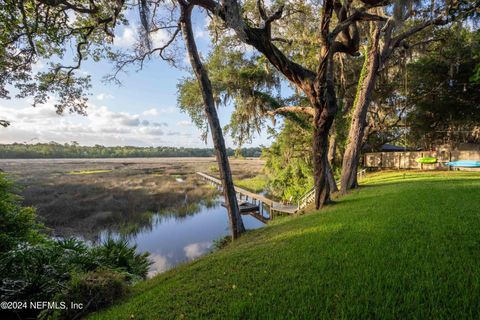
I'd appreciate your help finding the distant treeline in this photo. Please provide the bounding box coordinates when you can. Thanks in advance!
[0,143,263,158]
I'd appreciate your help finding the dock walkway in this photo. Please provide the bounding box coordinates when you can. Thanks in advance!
[196,172,301,215]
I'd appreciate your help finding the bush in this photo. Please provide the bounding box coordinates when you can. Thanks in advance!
[208,165,219,173]
[0,238,150,302]
[0,173,42,252]
[0,239,100,302]
[94,238,151,281]
[42,269,129,320]
[0,174,152,318]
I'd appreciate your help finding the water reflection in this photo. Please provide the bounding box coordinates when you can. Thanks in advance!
[148,253,171,276]
[184,242,211,260]
[99,198,265,277]
[97,197,216,240]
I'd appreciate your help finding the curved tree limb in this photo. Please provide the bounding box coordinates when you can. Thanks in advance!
[268,106,315,117]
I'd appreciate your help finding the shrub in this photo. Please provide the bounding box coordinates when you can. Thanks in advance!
[208,165,219,173]
[0,239,98,303]
[95,238,151,281]
[41,269,129,320]
[0,173,42,252]
[0,173,152,318]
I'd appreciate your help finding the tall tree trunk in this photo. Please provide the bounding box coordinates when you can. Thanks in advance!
[326,162,338,193]
[180,4,245,239]
[312,107,334,208]
[312,44,338,209]
[328,129,337,166]
[310,0,341,209]
[340,22,381,194]
[327,130,338,192]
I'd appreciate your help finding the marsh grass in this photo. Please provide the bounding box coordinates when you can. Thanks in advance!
[0,158,264,239]
[91,171,480,319]
[67,169,113,175]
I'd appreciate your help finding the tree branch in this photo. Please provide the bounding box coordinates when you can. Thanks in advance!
[192,0,316,91]
[268,106,315,117]
[389,16,447,52]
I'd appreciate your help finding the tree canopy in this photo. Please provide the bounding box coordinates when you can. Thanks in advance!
[0,0,126,118]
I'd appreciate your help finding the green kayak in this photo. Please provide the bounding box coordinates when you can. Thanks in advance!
[416,157,437,164]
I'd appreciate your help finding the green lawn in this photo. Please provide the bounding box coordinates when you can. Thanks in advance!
[91,171,480,319]
[234,175,268,193]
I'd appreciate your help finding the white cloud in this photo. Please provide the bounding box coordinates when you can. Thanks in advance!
[177,120,192,127]
[96,93,114,101]
[158,107,176,114]
[184,242,211,260]
[139,126,164,136]
[143,107,177,117]
[114,26,137,49]
[114,25,170,50]
[0,100,201,147]
[151,29,170,48]
[142,108,158,116]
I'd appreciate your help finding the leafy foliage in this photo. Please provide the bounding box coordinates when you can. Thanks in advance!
[0,174,151,318]
[263,118,313,202]
[0,173,41,252]
[0,0,125,114]
[406,27,480,148]
[43,269,129,320]
[95,238,151,281]
[178,43,281,145]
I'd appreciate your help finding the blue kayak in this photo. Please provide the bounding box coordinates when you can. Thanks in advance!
[445,160,480,167]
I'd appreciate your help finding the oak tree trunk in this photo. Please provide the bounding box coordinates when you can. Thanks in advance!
[310,0,341,209]
[326,162,338,193]
[180,5,245,239]
[312,107,332,209]
[340,22,381,194]
[327,129,338,192]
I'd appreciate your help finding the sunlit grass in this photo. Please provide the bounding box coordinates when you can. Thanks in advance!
[91,171,480,319]
[66,169,113,175]
[234,175,268,193]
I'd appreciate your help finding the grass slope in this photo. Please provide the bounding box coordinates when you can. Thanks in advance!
[91,171,480,319]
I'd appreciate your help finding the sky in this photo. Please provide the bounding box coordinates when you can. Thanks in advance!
[0,7,277,148]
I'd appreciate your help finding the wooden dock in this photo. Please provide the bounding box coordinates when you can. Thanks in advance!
[221,201,259,213]
[196,172,301,217]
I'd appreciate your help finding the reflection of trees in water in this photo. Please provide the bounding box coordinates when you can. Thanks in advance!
[92,195,220,241]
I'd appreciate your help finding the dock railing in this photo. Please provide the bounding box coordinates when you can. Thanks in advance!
[297,187,315,211]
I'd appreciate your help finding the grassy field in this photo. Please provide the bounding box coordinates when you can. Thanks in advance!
[90,171,480,319]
